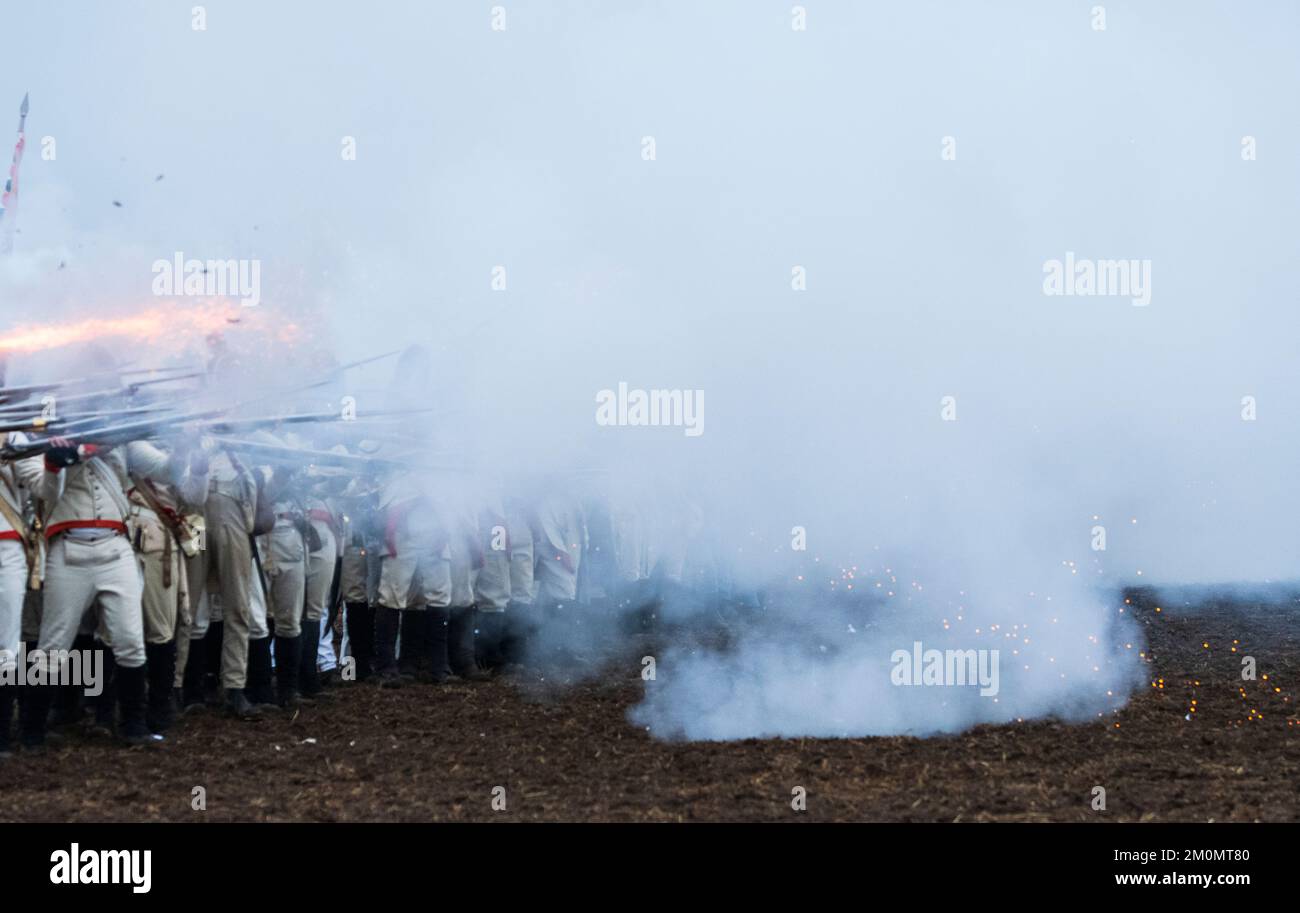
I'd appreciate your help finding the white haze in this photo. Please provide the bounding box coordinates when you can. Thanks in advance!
[2,1,1298,739]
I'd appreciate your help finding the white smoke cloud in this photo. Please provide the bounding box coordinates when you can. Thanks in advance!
[2,1,1296,739]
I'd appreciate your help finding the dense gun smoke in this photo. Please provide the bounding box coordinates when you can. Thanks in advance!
[3,1,1298,739]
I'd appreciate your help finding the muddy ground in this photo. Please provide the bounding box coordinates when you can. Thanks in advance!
[1,590,1296,822]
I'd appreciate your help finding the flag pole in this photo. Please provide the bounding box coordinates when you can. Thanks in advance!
[0,93,27,386]
[0,92,29,256]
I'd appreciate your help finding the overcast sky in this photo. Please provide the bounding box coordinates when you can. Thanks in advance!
[2,1,1298,585]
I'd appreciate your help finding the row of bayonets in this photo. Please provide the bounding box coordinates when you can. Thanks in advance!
[0,350,451,472]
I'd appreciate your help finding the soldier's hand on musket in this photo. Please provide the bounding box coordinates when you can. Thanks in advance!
[43,437,82,468]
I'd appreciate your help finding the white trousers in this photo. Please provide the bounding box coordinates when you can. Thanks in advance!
[0,540,25,669]
[39,534,145,669]
[316,613,338,672]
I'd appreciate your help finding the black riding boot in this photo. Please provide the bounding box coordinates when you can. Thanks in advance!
[245,636,276,707]
[52,678,83,728]
[16,641,34,735]
[275,634,310,707]
[52,633,95,729]
[0,683,15,758]
[180,635,206,711]
[345,601,374,681]
[375,606,401,687]
[361,603,377,680]
[224,687,261,720]
[91,650,118,736]
[116,664,154,745]
[145,640,178,732]
[448,607,489,682]
[476,611,507,672]
[300,617,327,698]
[397,610,423,681]
[21,680,52,750]
[423,606,451,683]
[500,601,534,668]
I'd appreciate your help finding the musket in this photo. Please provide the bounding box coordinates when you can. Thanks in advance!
[40,403,169,423]
[0,406,230,460]
[0,404,180,435]
[0,365,186,405]
[213,437,465,474]
[0,371,204,415]
[0,403,438,460]
[213,437,407,470]
[198,406,438,435]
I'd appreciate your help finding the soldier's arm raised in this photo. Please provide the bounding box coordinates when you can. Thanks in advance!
[175,451,211,512]
[125,439,174,482]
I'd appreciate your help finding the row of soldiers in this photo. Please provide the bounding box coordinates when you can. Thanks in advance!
[0,422,668,755]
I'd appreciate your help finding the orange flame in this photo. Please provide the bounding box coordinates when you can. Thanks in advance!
[0,300,301,356]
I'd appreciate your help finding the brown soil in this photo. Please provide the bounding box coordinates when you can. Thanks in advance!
[1,593,1296,823]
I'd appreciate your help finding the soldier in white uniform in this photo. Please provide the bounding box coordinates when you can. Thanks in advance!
[299,487,340,699]
[374,470,451,687]
[22,437,181,747]
[244,529,278,711]
[532,489,585,607]
[338,483,382,682]
[185,546,271,708]
[443,484,488,682]
[260,462,312,708]
[180,337,265,718]
[582,483,651,618]
[529,485,587,668]
[500,495,536,668]
[472,484,511,673]
[0,432,44,758]
[184,447,263,719]
[534,493,584,603]
[126,444,207,733]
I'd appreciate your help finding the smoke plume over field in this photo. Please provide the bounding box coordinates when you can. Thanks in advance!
[2,1,1298,739]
